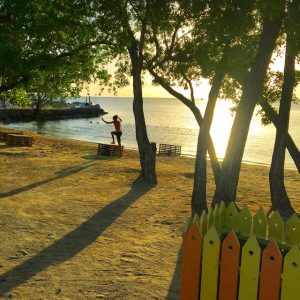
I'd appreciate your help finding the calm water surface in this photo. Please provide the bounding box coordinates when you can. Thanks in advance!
[3,97,300,170]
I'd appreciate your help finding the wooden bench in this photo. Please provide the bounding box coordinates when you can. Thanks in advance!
[6,134,33,147]
[180,202,300,300]
[158,143,181,156]
[0,130,23,142]
[98,143,123,157]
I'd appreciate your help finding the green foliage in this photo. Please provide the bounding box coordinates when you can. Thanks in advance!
[256,0,286,18]
[0,87,30,106]
[0,0,114,99]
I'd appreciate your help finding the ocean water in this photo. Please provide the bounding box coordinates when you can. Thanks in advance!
[3,96,300,170]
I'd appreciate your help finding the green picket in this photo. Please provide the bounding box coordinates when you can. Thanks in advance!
[253,207,267,239]
[207,207,214,230]
[200,226,221,300]
[224,202,239,230]
[238,235,261,300]
[183,216,192,233]
[219,201,226,229]
[268,210,285,243]
[213,204,220,232]
[281,245,300,300]
[193,213,200,230]
[237,205,252,238]
[199,210,208,236]
[285,214,300,246]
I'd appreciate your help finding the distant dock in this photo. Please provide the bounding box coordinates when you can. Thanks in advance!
[0,104,107,122]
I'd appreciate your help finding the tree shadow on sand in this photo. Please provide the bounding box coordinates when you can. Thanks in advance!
[0,178,154,297]
[167,247,181,300]
[0,161,96,199]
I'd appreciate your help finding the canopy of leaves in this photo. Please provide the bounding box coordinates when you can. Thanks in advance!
[0,0,113,102]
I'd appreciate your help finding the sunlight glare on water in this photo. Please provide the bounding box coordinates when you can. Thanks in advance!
[210,100,234,158]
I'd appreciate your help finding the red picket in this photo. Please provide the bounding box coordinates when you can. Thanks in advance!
[180,223,202,300]
[259,240,283,300]
[218,231,241,300]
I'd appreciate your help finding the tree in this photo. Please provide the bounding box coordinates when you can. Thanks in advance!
[268,0,300,218]
[1,0,168,183]
[269,35,296,218]
[0,0,112,98]
[213,10,284,205]
[92,0,179,183]
[145,0,261,214]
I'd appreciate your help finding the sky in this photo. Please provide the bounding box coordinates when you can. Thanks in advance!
[83,76,211,99]
[82,55,300,100]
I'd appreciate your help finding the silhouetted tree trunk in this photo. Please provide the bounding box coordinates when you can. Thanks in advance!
[33,95,44,119]
[213,16,283,205]
[192,72,224,215]
[260,100,300,173]
[269,35,295,219]
[128,37,157,184]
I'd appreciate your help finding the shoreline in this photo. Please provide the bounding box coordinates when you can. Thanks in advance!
[1,124,298,172]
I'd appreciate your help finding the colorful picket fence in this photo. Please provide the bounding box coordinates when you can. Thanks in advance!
[180,202,300,300]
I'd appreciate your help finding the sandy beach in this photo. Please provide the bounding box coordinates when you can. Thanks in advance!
[0,128,299,299]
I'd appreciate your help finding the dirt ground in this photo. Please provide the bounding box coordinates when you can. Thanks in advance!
[0,128,299,299]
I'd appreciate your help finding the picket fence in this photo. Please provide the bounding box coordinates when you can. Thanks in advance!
[180,202,300,300]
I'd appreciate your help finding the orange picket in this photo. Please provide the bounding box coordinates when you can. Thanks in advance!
[218,231,240,300]
[258,240,283,300]
[180,222,202,300]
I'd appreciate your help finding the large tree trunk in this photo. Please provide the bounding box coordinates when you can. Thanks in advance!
[192,73,224,215]
[269,35,295,219]
[260,100,300,173]
[128,43,157,184]
[213,16,283,205]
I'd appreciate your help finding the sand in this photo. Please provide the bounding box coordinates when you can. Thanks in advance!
[0,128,299,299]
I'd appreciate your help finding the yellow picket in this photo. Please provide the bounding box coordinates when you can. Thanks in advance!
[199,226,221,300]
[238,235,261,300]
[285,214,300,246]
[268,210,284,243]
[281,245,300,300]
[253,207,268,239]
[237,205,252,238]
[224,202,238,230]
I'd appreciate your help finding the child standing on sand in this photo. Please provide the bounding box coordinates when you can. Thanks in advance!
[102,115,123,156]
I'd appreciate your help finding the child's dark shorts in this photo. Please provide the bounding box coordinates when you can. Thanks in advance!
[112,131,122,143]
